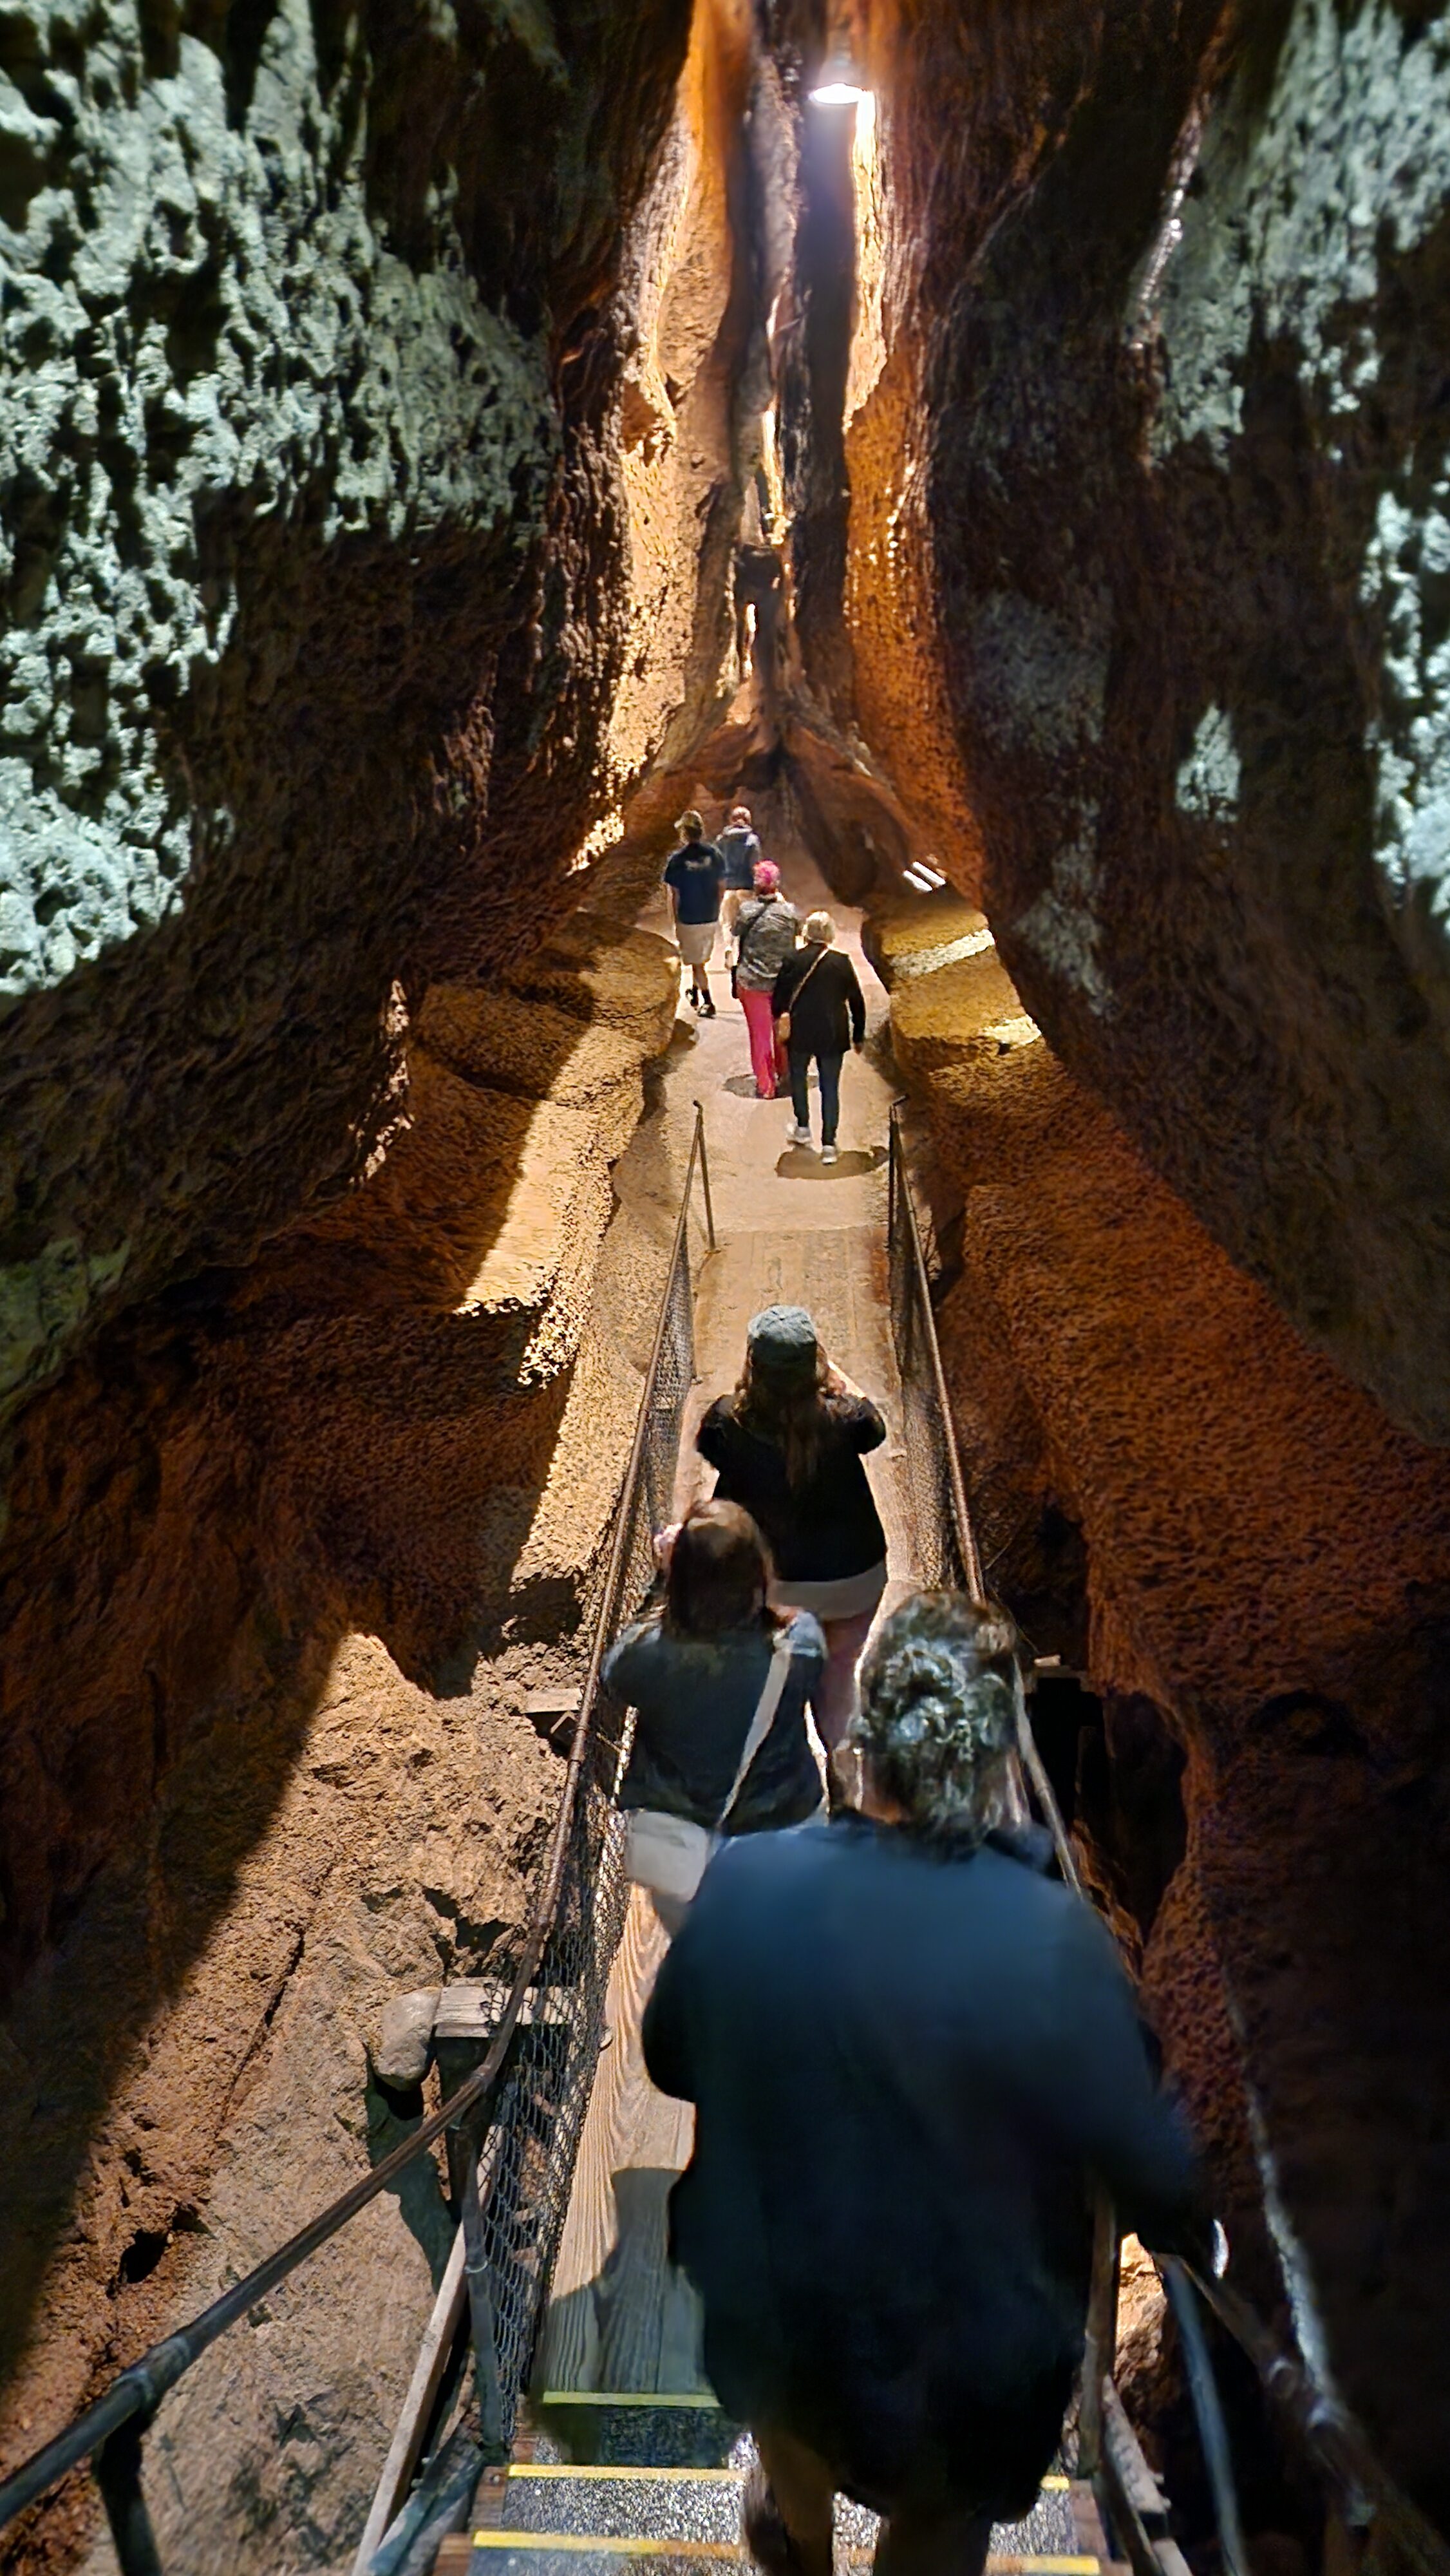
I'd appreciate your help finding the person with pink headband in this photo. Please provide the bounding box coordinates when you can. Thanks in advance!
[732,860,800,1097]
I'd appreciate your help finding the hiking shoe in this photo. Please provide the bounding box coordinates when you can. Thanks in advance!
[742,2464,810,2576]
[786,1122,813,1146]
[820,1143,839,1164]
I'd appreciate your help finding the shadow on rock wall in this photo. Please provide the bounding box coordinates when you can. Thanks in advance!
[0,910,678,2560]
[874,886,1450,2525]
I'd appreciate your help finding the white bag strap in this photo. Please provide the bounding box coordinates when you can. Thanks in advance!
[717,1629,795,1830]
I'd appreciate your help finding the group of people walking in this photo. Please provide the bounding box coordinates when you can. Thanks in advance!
[663,806,867,1161]
[601,1300,1209,2576]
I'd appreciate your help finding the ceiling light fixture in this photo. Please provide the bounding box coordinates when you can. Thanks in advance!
[808,36,867,106]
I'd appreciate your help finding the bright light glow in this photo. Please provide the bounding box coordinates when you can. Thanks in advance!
[902,866,936,893]
[809,39,869,106]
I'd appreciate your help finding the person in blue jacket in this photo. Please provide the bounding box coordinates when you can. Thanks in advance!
[643,1592,1206,2576]
[663,810,727,1016]
[604,1501,826,1935]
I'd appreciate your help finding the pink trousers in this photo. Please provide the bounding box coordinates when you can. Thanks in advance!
[740,987,786,1097]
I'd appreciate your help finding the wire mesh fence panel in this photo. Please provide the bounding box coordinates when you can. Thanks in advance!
[887,1122,973,1596]
[473,1193,699,2441]
[0,1121,718,2568]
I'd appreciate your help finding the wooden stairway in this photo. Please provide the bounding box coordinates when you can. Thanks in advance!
[434,2396,1118,2576]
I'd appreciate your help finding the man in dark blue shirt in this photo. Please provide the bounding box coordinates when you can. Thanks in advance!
[664,810,727,1017]
[645,1593,1205,2576]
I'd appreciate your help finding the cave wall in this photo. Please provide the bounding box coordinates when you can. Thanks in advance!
[0,0,701,1426]
[0,918,684,2573]
[840,0,1450,1444]
[874,892,1450,2526]
[0,3,765,2561]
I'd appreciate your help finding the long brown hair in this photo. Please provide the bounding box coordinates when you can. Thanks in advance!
[732,1347,843,1490]
[663,1501,778,1638]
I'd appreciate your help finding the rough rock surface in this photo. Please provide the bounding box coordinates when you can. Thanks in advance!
[836,1,1450,1443]
[0,0,713,1425]
[0,4,760,2561]
[876,895,1450,2523]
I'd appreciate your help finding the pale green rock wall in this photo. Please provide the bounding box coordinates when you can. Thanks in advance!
[925,0,1450,1441]
[0,0,693,1425]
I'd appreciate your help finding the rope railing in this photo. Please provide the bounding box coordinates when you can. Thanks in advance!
[885,1101,1450,2576]
[0,1105,716,2576]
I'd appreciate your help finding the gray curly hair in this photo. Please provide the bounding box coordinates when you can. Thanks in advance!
[850,1592,1021,1840]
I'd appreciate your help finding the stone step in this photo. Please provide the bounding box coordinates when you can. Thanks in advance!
[436,2541,1101,2576]
[493,2466,1082,2554]
[437,2446,1096,2576]
[502,2468,743,2544]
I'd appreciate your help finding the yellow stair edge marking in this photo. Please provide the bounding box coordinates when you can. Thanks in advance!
[469,2541,1098,2571]
[538,2392,722,2410]
[470,2541,739,2559]
[506,2468,1071,2495]
[510,2468,739,2484]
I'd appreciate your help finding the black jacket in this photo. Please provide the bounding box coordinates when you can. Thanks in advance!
[604,1609,825,1835]
[697,1393,887,1583]
[643,1817,1203,2519]
[771,946,866,1058]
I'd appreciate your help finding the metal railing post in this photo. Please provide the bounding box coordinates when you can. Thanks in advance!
[460,2154,507,2463]
[691,1101,717,1253]
[95,2418,163,2576]
[1162,2261,1250,2576]
[1077,2198,1120,2479]
[887,1101,982,1598]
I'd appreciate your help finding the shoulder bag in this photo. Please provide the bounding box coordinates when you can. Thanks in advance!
[625,1629,794,1904]
[776,945,828,1048]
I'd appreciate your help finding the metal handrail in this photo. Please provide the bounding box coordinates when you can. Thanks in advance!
[887,1101,983,1598]
[0,1104,717,2565]
[885,1103,1450,2576]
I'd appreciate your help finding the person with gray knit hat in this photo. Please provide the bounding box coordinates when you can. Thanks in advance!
[695,1306,888,1752]
[644,1588,1206,2576]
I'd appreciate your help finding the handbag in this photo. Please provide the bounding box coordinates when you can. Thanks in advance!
[775,943,828,1048]
[625,1630,795,1903]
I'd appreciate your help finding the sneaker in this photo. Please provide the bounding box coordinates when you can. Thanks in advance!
[786,1121,812,1146]
[698,995,717,1018]
[820,1143,839,1164]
